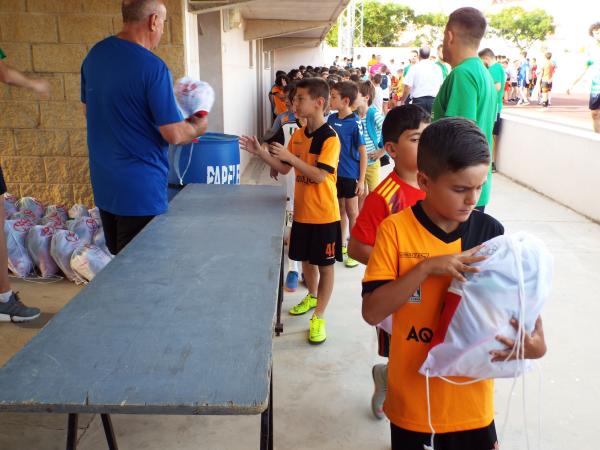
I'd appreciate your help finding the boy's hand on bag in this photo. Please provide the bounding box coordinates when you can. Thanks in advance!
[239,135,263,156]
[491,316,546,362]
[269,167,279,180]
[268,142,292,162]
[422,245,487,282]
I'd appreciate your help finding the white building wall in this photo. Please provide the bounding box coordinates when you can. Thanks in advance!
[273,45,328,72]
[220,22,259,169]
[497,114,600,222]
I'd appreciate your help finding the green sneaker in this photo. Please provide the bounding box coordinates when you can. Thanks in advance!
[309,314,326,345]
[345,256,359,268]
[289,294,317,315]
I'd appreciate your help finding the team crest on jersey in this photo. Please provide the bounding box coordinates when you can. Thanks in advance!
[408,286,422,304]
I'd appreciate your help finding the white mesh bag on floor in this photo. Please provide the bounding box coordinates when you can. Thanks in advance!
[68,204,89,220]
[39,211,67,230]
[3,193,18,218]
[50,230,83,282]
[174,77,215,118]
[16,197,45,220]
[67,216,99,244]
[26,225,60,278]
[4,218,35,278]
[93,228,111,256]
[70,244,112,282]
[45,205,68,223]
[419,231,553,379]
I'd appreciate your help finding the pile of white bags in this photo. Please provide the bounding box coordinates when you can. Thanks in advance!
[419,232,553,380]
[3,194,113,282]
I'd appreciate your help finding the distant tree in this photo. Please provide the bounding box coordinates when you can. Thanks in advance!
[326,1,414,48]
[488,7,556,53]
[413,12,448,47]
[326,23,338,47]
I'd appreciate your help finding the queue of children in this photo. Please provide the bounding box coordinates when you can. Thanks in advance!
[240,7,548,450]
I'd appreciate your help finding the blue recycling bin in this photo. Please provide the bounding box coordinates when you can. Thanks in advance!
[167,132,240,201]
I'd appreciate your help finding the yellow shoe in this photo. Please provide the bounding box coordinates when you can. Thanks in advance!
[345,256,359,268]
[289,294,317,315]
[309,314,326,345]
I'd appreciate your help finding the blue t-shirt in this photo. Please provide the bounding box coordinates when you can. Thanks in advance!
[327,112,365,179]
[81,36,183,216]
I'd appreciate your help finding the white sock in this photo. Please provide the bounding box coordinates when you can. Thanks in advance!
[0,290,13,303]
[288,259,299,273]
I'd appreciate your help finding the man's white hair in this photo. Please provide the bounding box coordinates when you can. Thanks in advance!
[121,0,163,23]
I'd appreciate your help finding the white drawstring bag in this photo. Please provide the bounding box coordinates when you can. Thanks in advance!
[26,225,60,278]
[4,193,18,218]
[419,232,553,380]
[39,211,66,230]
[45,204,68,224]
[88,206,101,222]
[174,77,215,118]
[93,228,111,256]
[16,196,45,220]
[68,204,89,220]
[70,244,112,282]
[4,219,35,277]
[50,230,83,282]
[67,216,98,245]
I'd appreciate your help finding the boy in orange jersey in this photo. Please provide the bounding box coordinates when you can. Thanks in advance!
[362,117,546,450]
[240,78,342,345]
[348,104,430,420]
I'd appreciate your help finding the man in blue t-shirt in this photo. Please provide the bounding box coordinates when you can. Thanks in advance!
[81,0,207,255]
[327,81,367,268]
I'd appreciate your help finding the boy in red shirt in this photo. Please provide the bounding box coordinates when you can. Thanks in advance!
[348,105,431,418]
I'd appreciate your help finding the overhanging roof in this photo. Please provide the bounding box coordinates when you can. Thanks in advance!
[188,0,350,48]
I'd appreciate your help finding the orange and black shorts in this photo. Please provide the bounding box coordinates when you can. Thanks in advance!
[289,220,343,266]
[541,81,553,93]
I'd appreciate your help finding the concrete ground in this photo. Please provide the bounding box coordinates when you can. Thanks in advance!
[504,93,594,131]
[1,170,599,450]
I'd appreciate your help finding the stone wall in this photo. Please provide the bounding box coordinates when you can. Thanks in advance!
[0,0,185,207]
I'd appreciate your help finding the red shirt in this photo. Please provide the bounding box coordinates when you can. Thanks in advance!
[351,171,425,246]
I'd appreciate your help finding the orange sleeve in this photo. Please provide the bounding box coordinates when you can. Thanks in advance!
[316,135,340,173]
[363,216,400,284]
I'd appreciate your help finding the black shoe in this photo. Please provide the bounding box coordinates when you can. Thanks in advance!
[0,292,41,322]
[491,162,497,173]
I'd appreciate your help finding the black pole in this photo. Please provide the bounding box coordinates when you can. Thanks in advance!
[66,414,78,450]
[101,414,119,450]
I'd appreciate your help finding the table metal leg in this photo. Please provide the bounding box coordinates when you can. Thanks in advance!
[101,414,119,450]
[260,368,274,450]
[275,244,284,336]
[66,413,78,450]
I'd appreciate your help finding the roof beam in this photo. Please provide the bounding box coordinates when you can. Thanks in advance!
[262,37,321,52]
[244,19,330,41]
[188,0,256,14]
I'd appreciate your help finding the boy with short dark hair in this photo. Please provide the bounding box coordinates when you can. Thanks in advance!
[327,81,367,268]
[362,117,547,450]
[240,77,342,345]
[349,105,430,420]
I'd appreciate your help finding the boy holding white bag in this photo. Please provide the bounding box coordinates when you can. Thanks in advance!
[362,117,547,450]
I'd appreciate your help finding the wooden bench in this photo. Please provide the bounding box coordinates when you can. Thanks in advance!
[0,184,286,450]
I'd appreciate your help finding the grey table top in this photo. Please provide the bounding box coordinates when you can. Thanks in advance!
[0,184,286,415]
